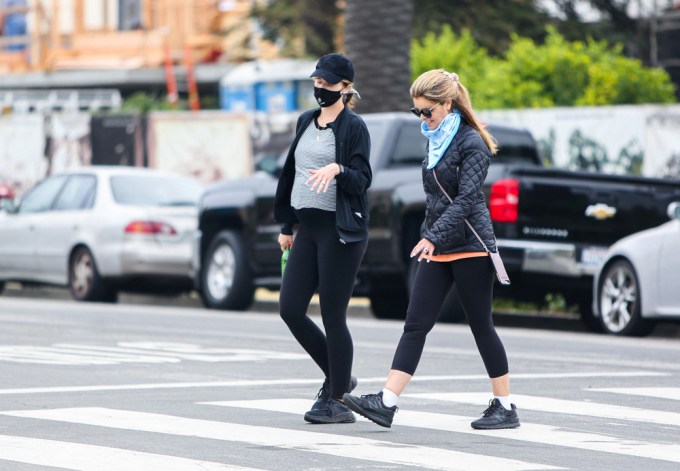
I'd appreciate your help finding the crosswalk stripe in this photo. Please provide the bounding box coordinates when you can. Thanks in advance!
[0,371,666,396]
[204,398,680,464]
[0,434,261,470]
[0,407,562,471]
[589,387,680,401]
[0,344,309,365]
[406,392,680,428]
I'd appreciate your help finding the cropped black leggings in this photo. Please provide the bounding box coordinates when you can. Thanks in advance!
[279,209,367,399]
[391,256,509,379]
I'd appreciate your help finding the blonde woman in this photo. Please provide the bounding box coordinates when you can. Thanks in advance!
[343,69,518,430]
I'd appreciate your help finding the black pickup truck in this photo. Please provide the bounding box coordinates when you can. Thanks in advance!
[194,112,680,328]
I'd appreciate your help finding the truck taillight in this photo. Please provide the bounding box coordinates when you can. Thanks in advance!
[490,179,519,223]
[124,221,177,235]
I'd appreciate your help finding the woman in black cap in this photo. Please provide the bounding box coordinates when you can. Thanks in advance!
[274,53,372,424]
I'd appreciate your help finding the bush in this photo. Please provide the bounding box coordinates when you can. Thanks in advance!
[410,26,677,109]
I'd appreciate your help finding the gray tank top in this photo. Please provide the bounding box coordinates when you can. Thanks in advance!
[291,121,337,212]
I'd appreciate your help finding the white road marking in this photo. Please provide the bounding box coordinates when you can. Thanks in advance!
[407,392,680,428]
[0,434,261,471]
[0,346,180,365]
[589,387,680,401]
[205,398,680,464]
[0,407,561,471]
[0,342,308,365]
[0,371,667,395]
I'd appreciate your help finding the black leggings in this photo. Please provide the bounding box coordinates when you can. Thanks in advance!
[391,256,509,379]
[279,209,367,399]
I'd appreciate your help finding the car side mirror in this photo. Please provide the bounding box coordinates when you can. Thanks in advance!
[667,201,680,220]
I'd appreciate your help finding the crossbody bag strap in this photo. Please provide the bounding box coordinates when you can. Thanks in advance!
[432,168,490,253]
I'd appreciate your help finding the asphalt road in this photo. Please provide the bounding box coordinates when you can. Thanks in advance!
[0,293,679,470]
[4,283,680,338]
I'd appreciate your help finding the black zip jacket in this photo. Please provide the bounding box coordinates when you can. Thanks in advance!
[421,121,497,254]
[274,106,372,243]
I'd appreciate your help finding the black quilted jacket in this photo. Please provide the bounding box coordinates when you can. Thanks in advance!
[420,121,497,255]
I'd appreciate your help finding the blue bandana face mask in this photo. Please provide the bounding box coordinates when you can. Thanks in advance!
[421,110,461,170]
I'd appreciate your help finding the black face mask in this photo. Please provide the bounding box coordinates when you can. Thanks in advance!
[314,86,344,107]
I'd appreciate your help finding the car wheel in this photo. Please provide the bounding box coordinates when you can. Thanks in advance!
[201,230,254,310]
[598,259,655,337]
[69,247,117,303]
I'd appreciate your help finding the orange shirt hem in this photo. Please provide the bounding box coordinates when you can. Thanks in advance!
[429,251,488,263]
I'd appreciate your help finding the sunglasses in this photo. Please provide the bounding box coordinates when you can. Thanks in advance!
[410,102,441,119]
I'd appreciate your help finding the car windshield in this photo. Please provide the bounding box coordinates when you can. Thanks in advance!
[110,175,204,207]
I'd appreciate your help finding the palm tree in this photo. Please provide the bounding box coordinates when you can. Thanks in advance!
[344,0,413,113]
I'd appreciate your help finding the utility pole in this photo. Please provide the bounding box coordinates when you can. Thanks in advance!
[650,0,658,66]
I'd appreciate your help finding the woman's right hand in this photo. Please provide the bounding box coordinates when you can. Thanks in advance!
[278,234,293,252]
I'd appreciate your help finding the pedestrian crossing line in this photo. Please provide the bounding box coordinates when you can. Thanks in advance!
[406,393,680,428]
[0,434,261,471]
[0,343,309,365]
[204,398,680,464]
[0,371,667,396]
[0,407,562,471]
[589,387,680,401]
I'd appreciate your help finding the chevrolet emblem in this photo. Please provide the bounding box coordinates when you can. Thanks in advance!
[585,203,617,220]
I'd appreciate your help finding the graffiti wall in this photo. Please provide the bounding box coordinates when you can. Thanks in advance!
[479,104,680,178]
[3,103,677,200]
[146,111,252,182]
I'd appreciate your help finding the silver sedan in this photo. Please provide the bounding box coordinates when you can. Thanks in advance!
[592,201,680,336]
[0,166,204,302]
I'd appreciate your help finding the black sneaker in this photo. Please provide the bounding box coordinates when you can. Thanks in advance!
[311,375,358,410]
[304,398,356,424]
[343,391,397,428]
[471,398,520,430]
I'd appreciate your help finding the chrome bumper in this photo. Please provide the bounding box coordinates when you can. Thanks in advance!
[497,239,606,277]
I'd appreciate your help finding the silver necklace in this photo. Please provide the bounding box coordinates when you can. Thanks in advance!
[314,117,328,141]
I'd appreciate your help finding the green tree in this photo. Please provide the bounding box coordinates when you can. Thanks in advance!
[121,92,175,112]
[251,0,340,58]
[412,0,553,56]
[410,25,493,106]
[410,26,677,109]
[494,28,676,108]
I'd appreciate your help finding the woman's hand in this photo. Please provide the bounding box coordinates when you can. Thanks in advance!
[307,163,341,193]
[278,234,293,252]
[411,238,435,263]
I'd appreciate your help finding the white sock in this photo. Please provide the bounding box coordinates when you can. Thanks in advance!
[381,388,399,407]
[495,395,513,410]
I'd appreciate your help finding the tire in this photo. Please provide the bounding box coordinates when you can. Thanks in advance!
[69,247,117,303]
[200,230,254,311]
[369,275,408,319]
[0,281,5,295]
[597,259,655,337]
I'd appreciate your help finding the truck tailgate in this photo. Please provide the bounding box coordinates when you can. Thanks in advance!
[494,168,680,276]
[494,168,680,275]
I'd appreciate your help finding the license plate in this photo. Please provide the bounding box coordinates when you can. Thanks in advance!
[580,247,608,267]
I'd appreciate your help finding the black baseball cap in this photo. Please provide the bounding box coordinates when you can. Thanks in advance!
[310,53,354,84]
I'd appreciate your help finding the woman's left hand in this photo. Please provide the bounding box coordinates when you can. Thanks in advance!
[307,163,341,193]
[411,238,435,263]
